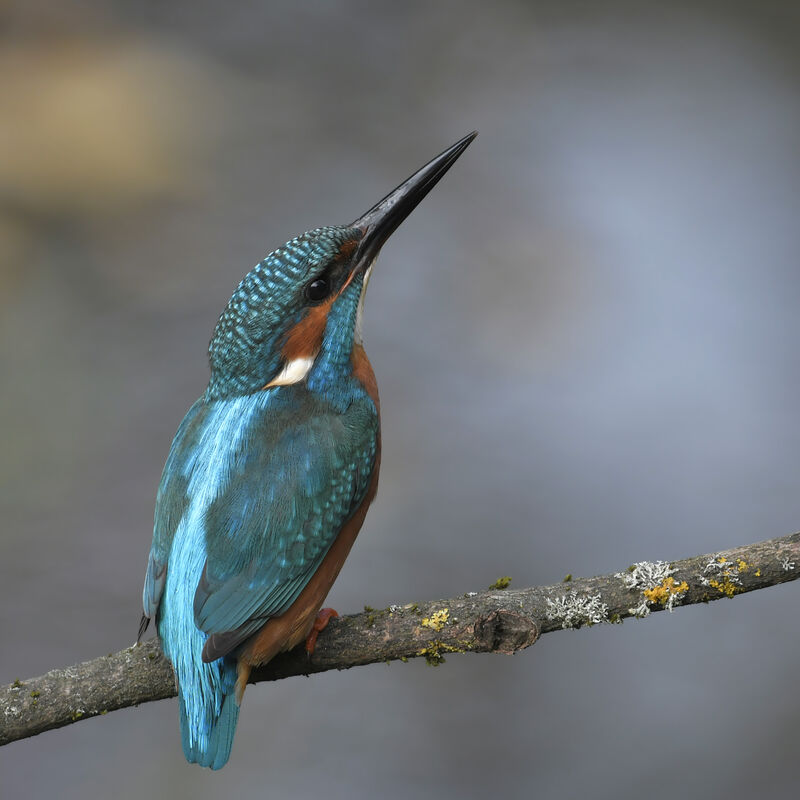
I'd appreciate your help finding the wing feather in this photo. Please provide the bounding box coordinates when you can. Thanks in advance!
[193,393,378,655]
[141,398,207,625]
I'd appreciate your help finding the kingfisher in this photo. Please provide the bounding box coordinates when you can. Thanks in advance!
[138,132,477,769]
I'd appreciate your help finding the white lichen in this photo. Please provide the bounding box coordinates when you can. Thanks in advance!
[696,554,756,598]
[663,585,685,612]
[700,555,742,586]
[618,560,675,590]
[618,560,687,616]
[545,590,608,629]
[700,555,742,588]
[628,598,652,619]
[781,556,796,572]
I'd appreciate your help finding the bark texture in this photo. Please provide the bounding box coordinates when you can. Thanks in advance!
[2,532,798,747]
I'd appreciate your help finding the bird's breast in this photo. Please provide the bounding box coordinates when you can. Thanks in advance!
[351,343,380,414]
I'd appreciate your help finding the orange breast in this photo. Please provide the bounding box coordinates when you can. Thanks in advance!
[351,342,380,412]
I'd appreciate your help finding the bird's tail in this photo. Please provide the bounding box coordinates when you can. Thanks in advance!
[179,691,239,770]
[177,656,240,770]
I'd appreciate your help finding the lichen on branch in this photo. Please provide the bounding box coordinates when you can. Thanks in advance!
[1,532,798,748]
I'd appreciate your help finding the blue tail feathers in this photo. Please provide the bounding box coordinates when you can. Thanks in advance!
[171,647,241,770]
[179,688,240,770]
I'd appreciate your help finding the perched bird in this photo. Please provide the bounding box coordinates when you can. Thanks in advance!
[139,132,477,769]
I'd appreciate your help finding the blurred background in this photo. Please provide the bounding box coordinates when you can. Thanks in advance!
[2,1,799,797]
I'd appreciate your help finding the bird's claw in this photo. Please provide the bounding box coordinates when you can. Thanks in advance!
[305,608,339,656]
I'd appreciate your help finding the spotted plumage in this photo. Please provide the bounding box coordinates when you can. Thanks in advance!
[139,132,476,769]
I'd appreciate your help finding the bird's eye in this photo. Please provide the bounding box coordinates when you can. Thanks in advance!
[305,277,330,303]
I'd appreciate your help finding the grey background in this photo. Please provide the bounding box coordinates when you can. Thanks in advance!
[2,1,799,798]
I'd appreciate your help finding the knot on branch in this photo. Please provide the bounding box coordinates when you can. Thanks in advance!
[473,609,539,655]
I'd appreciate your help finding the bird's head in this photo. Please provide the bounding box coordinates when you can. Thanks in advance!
[206,132,477,400]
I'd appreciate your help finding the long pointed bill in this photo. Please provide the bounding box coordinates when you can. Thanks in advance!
[350,131,477,271]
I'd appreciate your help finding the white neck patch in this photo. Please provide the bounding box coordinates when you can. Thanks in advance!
[354,262,374,345]
[264,355,315,388]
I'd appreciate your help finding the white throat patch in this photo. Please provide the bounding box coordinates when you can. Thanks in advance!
[264,355,315,388]
[354,262,374,345]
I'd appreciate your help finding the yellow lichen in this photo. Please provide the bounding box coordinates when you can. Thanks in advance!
[417,640,465,666]
[707,577,741,598]
[489,576,512,590]
[702,555,748,597]
[421,608,449,631]
[642,577,689,606]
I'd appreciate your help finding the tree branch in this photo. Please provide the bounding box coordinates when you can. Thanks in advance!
[2,532,798,747]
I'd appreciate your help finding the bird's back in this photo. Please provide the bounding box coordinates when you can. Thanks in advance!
[147,378,379,767]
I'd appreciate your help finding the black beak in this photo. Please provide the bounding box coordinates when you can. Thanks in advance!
[350,131,477,270]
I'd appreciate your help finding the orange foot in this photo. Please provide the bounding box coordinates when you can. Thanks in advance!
[305,608,339,656]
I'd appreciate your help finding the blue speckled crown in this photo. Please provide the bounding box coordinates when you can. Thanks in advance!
[206,226,358,399]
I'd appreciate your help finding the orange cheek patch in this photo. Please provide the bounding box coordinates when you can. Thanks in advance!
[281,297,334,361]
[276,239,360,365]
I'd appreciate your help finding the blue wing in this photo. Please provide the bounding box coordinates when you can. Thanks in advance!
[141,398,207,629]
[192,388,379,659]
